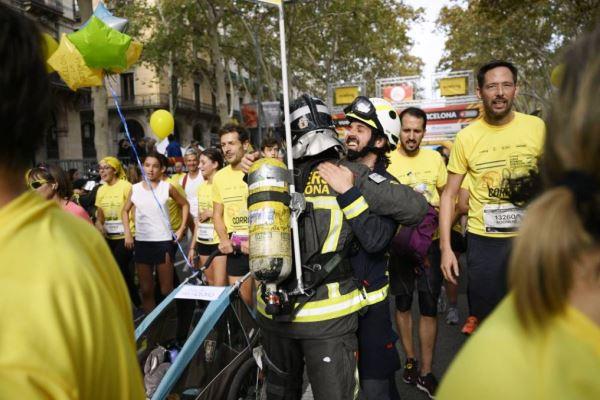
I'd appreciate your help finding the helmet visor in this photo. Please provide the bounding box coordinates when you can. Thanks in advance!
[344,96,384,134]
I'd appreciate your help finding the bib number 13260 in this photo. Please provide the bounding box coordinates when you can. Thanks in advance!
[483,203,524,233]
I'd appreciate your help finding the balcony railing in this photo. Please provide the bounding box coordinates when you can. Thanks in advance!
[79,93,216,115]
[19,0,64,16]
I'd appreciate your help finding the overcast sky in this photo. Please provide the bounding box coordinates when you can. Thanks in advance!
[404,0,453,97]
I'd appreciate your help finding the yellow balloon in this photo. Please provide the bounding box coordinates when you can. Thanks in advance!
[47,34,104,91]
[41,33,59,73]
[150,109,174,140]
[550,64,565,88]
[111,41,143,74]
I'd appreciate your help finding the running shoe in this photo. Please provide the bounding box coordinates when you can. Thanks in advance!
[446,307,459,325]
[417,373,438,399]
[461,316,479,335]
[402,358,418,385]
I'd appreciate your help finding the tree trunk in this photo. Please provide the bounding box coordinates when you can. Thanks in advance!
[92,86,110,159]
[201,0,228,124]
[79,0,110,160]
[156,1,177,118]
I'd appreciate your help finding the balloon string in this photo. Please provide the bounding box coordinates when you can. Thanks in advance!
[105,77,193,270]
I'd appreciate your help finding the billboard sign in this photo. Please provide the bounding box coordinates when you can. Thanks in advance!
[422,103,482,141]
[333,86,361,106]
[439,76,468,96]
[382,83,414,102]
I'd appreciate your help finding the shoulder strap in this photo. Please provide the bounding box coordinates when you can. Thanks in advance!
[289,250,348,320]
[181,173,188,189]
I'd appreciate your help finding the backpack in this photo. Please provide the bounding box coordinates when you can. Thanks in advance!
[143,344,179,398]
[390,205,439,267]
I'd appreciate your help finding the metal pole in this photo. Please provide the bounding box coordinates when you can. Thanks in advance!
[277,3,304,294]
[252,25,264,144]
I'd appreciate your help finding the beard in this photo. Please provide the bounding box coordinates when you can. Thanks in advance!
[483,97,514,122]
[346,146,371,161]
[401,140,420,155]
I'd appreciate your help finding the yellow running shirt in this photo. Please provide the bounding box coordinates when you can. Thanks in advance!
[0,191,144,399]
[197,182,219,244]
[167,176,186,231]
[387,147,447,207]
[448,112,545,237]
[438,295,600,400]
[212,165,249,234]
[95,179,133,239]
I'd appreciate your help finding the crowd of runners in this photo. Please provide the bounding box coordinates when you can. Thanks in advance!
[1,5,599,400]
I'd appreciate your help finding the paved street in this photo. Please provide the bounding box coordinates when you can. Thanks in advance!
[394,292,468,400]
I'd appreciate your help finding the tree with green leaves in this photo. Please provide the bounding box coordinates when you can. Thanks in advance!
[283,0,423,97]
[114,0,423,125]
[437,0,600,114]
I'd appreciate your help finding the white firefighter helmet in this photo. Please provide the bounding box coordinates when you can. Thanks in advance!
[344,96,400,150]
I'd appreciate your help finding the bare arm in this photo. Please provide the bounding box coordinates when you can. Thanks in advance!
[188,221,199,263]
[170,184,189,242]
[213,201,233,254]
[121,191,134,249]
[457,187,469,216]
[451,187,470,226]
[240,151,260,174]
[198,209,213,222]
[95,207,106,236]
[439,172,464,284]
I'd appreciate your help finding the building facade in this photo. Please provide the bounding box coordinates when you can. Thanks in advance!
[3,0,252,170]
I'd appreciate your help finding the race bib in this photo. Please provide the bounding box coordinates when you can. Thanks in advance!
[483,204,524,233]
[197,223,215,241]
[104,220,125,235]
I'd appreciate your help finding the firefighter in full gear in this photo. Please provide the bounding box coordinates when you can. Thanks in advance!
[255,95,428,400]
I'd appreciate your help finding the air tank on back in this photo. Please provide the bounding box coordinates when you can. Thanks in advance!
[247,157,292,288]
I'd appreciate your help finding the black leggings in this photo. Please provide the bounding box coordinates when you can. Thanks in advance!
[107,238,140,307]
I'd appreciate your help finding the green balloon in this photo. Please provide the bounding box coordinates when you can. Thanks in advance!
[68,16,131,70]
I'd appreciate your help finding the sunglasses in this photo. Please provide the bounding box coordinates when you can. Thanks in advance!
[29,179,48,189]
[343,96,385,134]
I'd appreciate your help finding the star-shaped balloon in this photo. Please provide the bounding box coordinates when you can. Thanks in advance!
[68,16,131,70]
[47,34,104,91]
[112,41,143,74]
[80,2,129,33]
[41,33,59,73]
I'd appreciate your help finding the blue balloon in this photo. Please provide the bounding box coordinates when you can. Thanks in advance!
[80,1,129,32]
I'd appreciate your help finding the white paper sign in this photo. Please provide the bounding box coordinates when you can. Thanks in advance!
[175,285,227,301]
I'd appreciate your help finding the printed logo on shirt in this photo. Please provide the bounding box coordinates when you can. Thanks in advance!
[304,170,330,196]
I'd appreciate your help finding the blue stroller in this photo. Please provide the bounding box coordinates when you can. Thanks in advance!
[135,250,264,400]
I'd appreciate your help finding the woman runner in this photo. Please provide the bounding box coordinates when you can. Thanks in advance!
[188,148,227,286]
[122,152,190,313]
[26,165,91,223]
[95,156,141,307]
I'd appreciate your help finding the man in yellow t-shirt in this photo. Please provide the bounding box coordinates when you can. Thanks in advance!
[0,8,144,398]
[439,60,545,334]
[212,123,252,305]
[387,107,447,397]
